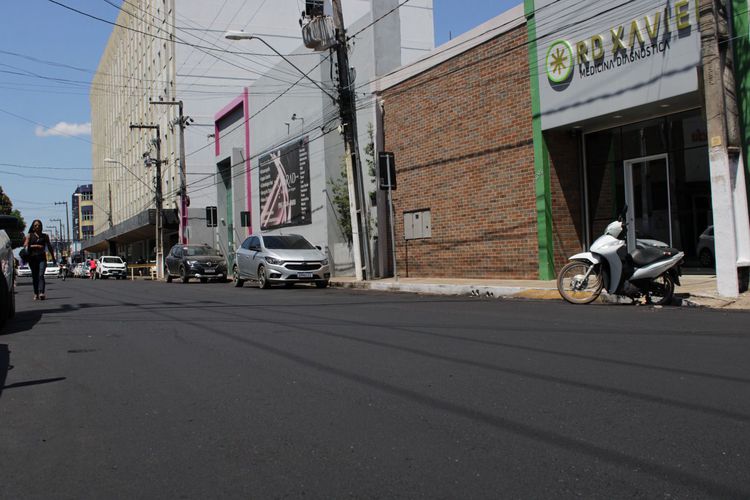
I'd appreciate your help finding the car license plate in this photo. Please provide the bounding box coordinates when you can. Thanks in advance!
[298,272,313,278]
[203,269,215,273]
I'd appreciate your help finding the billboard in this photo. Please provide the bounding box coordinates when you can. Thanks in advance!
[532,0,701,129]
[258,137,312,231]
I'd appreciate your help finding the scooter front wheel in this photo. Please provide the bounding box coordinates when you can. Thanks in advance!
[557,261,603,304]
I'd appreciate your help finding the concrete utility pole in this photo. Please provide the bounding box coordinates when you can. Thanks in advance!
[54,200,70,255]
[331,0,372,280]
[130,123,164,280]
[49,218,63,257]
[150,100,189,244]
[699,0,750,297]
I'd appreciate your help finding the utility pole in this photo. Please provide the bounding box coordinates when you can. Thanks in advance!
[50,218,63,257]
[130,123,164,280]
[54,200,70,256]
[150,100,190,244]
[699,0,750,297]
[331,0,372,280]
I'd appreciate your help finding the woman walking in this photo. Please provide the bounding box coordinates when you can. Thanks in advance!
[23,219,56,300]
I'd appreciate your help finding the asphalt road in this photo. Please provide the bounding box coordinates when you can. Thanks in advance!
[1,276,750,499]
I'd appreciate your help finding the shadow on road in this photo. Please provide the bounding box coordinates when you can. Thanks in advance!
[0,308,42,336]
[0,344,8,399]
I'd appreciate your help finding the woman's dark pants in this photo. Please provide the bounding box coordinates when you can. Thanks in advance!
[29,259,47,295]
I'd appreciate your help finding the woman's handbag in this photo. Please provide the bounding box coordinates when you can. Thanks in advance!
[19,247,29,261]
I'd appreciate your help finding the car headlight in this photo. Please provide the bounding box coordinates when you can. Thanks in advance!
[265,256,284,265]
[321,259,328,266]
[186,260,198,266]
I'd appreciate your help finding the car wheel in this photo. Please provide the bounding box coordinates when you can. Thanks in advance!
[699,248,714,268]
[315,280,328,289]
[233,266,244,287]
[258,265,270,289]
[166,268,172,283]
[200,278,208,283]
[180,266,189,284]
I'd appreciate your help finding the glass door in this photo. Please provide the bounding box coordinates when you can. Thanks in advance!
[623,154,671,252]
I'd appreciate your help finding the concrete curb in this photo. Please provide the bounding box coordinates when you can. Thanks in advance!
[329,280,741,308]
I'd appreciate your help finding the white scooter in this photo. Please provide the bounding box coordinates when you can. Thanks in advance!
[557,207,684,305]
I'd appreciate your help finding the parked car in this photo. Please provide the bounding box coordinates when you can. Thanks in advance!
[165,244,227,283]
[96,256,127,279]
[17,263,31,278]
[0,216,18,329]
[696,225,715,268]
[73,262,90,278]
[233,234,330,289]
[44,261,60,278]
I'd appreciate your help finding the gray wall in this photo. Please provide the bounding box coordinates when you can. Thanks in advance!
[533,0,701,129]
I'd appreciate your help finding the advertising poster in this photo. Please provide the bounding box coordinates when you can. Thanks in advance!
[259,137,311,230]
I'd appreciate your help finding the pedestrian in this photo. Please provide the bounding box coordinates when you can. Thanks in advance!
[22,219,56,300]
[89,258,97,280]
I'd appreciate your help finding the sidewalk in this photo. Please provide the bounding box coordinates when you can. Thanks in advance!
[329,274,750,310]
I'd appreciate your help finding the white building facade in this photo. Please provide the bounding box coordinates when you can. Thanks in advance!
[88,0,433,270]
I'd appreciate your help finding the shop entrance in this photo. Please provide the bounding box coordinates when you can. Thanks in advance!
[583,109,712,267]
[623,154,671,251]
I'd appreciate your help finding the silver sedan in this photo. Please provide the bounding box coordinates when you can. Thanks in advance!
[233,234,330,289]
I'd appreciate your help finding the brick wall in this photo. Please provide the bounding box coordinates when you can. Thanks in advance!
[546,130,585,271]
[381,26,539,279]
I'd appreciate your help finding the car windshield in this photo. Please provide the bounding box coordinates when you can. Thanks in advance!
[184,246,219,256]
[102,257,123,263]
[263,235,315,250]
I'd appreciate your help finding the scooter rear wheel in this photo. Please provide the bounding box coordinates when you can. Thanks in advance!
[646,273,674,305]
[557,261,603,304]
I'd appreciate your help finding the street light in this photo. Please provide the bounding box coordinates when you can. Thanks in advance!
[224,31,337,102]
[104,158,155,192]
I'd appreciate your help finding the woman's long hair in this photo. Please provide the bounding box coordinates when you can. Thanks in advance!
[29,219,43,234]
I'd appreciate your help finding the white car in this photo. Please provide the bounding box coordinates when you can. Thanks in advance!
[17,263,31,278]
[96,256,127,279]
[45,261,60,278]
[73,262,90,278]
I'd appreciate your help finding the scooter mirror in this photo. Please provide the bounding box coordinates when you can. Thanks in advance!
[617,204,628,223]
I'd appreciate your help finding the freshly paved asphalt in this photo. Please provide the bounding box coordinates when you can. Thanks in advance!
[1,276,749,499]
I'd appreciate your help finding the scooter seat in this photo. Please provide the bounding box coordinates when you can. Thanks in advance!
[630,246,681,267]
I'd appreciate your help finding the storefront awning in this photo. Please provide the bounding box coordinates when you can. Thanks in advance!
[81,209,178,253]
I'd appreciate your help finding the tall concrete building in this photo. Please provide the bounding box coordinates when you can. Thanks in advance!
[87,0,433,278]
[72,184,94,241]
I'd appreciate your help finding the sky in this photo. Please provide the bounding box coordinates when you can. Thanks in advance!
[0,0,517,240]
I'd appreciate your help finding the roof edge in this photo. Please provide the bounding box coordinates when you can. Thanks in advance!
[373,3,525,94]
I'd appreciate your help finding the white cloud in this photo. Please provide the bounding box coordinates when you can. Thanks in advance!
[35,121,91,138]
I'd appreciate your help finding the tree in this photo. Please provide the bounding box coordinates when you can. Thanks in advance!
[328,124,377,246]
[0,185,27,247]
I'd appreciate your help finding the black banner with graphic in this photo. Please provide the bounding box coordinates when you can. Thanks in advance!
[258,137,311,230]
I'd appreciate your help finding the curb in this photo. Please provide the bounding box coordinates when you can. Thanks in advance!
[330,280,727,308]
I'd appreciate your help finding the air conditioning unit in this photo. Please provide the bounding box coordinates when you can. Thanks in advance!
[302,16,336,51]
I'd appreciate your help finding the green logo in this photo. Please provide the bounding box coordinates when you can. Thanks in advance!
[546,40,574,84]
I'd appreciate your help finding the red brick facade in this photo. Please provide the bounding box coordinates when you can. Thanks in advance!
[381,26,540,279]
[546,130,585,270]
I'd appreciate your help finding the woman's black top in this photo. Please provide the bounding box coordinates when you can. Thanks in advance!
[27,232,52,261]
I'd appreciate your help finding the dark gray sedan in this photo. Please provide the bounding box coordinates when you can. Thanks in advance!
[233,234,330,289]
[165,244,227,283]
